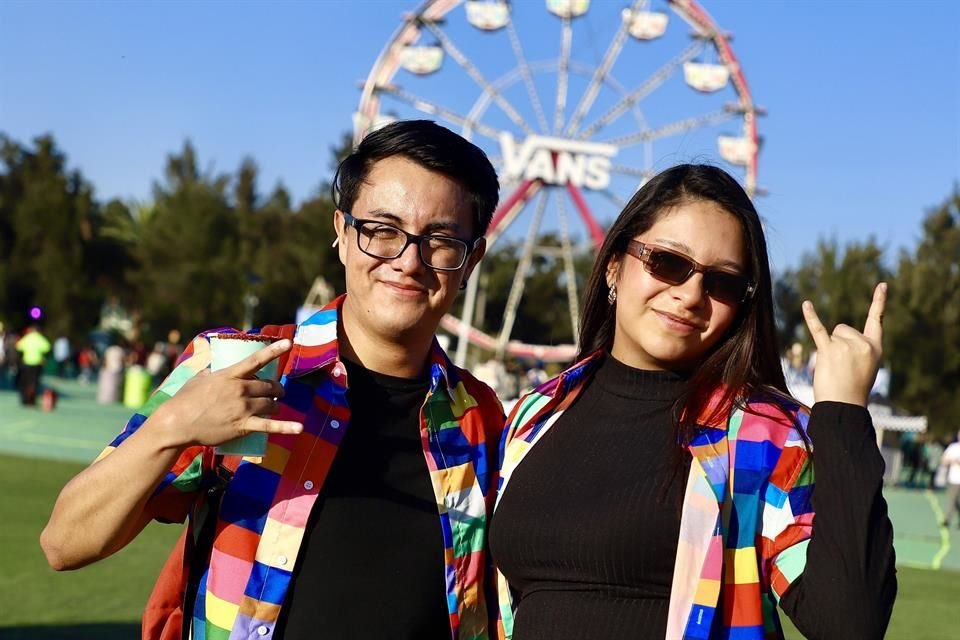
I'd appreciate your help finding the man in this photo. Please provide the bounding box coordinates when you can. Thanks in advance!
[41,120,505,639]
[16,323,51,405]
[941,432,960,528]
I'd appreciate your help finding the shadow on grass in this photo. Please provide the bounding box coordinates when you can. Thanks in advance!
[0,623,139,639]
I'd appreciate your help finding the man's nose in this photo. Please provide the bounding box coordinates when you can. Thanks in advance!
[393,239,425,273]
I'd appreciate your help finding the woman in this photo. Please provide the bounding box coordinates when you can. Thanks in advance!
[489,165,896,640]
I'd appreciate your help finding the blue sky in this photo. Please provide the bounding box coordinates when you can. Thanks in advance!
[1,0,957,273]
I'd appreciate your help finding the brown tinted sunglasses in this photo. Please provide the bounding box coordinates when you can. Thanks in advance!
[625,240,756,304]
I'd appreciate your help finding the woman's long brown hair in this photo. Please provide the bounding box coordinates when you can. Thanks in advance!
[577,164,788,447]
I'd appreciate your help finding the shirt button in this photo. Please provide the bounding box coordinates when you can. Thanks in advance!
[303,480,314,490]
[257,626,269,636]
[277,555,288,566]
[332,365,342,377]
[330,420,340,429]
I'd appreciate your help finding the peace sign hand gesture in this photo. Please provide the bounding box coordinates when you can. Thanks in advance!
[802,283,886,408]
[151,338,303,449]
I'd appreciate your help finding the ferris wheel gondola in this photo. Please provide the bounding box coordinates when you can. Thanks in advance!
[354,0,764,365]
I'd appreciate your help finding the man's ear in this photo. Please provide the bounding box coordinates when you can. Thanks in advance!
[462,237,487,285]
[605,256,620,288]
[333,210,348,266]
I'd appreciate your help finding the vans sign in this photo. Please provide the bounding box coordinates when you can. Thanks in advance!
[499,133,618,190]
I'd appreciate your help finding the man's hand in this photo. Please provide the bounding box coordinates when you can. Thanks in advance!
[802,283,886,408]
[152,338,303,448]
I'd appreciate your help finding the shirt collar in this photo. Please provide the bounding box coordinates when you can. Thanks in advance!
[550,349,729,431]
[283,294,460,396]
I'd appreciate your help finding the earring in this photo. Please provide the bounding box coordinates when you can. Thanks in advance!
[607,283,617,304]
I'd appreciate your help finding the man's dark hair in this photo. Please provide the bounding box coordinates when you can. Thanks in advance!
[332,120,499,238]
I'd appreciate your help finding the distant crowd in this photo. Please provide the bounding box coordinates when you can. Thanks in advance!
[0,322,184,408]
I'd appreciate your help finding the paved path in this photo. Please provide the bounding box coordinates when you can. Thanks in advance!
[0,380,130,464]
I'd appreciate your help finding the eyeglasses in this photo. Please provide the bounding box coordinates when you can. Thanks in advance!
[342,212,477,271]
[625,240,755,304]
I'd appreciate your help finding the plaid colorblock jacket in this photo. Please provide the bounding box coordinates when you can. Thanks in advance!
[494,352,813,640]
[97,295,504,640]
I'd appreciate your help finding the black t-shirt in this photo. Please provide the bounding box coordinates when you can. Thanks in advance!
[274,359,450,639]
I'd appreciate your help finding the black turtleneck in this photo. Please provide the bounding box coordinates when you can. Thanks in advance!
[489,353,896,640]
[489,353,690,640]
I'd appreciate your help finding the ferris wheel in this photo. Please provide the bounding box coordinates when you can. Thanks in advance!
[354,0,763,366]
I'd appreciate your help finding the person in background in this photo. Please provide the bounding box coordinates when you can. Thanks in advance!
[41,120,506,640]
[76,342,99,385]
[940,431,960,528]
[16,323,51,406]
[164,329,183,373]
[145,342,170,389]
[2,327,19,390]
[0,322,8,389]
[96,340,126,404]
[489,164,896,640]
[53,335,71,377]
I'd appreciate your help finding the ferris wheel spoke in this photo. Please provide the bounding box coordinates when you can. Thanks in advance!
[555,191,581,349]
[421,20,535,136]
[599,188,627,210]
[506,20,550,133]
[576,41,704,140]
[374,84,507,143]
[553,16,573,134]
[487,179,543,248]
[496,189,550,358]
[564,0,644,137]
[601,108,735,148]
[565,183,606,249]
[610,165,655,180]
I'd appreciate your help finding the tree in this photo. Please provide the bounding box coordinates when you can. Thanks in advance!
[776,237,891,355]
[134,141,243,337]
[0,134,104,338]
[886,188,960,436]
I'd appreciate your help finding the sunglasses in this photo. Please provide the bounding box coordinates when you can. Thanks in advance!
[625,240,755,304]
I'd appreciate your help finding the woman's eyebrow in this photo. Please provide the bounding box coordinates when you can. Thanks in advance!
[652,237,744,271]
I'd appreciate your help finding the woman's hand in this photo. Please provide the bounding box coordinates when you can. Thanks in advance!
[150,338,303,448]
[802,283,886,407]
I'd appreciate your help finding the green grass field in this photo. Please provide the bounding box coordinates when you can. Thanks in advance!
[3,456,958,639]
[0,454,181,639]
[1,382,958,638]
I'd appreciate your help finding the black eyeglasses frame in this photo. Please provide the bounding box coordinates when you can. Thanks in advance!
[342,211,478,272]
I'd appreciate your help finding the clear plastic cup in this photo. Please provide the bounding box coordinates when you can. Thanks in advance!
[208,333,281,457]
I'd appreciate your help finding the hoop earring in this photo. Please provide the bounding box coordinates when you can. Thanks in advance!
[607,283,617,304]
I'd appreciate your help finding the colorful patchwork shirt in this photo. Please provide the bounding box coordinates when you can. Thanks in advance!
[494,351,813,640]
[97,295,505,640]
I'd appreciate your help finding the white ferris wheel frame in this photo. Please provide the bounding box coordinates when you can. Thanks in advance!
[353,0,762,365]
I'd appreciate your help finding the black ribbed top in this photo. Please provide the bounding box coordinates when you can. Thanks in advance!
[489,354,690,640]
[490,354,898,639]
